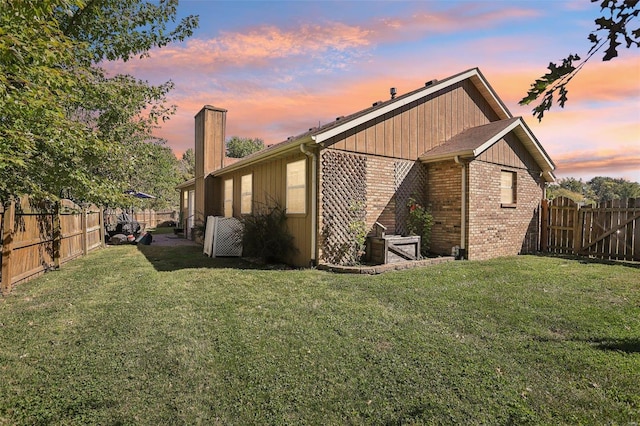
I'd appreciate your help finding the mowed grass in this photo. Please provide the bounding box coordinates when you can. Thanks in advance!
[0,245,638,425]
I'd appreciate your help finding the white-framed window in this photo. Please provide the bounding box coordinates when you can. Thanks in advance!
[286,159,306,214]
[224,178,233,217]
[240,173,253,214]
[500,170,517,205]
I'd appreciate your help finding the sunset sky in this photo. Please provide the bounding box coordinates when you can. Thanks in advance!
[107,0,640,183]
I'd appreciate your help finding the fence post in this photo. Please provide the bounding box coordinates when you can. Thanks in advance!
[52,201,62,270]
[540,199,548,253]
[98,207,105,248]
[573,205,584,255]
[82,206,88,256]
[2,201,16,295]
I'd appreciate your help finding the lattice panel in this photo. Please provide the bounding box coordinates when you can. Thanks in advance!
[321,150,367,265]
[213,217,243,257]
[394,161,428,236]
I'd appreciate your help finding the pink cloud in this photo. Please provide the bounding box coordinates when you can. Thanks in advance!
[553,151,640,180]
[106,21,373,79]
[106,4,542,80]
[103,2,637,185]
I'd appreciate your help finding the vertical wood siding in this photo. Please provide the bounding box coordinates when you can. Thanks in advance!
[212,152,312,266]
[324,81,501,159]
[476,133,541,171]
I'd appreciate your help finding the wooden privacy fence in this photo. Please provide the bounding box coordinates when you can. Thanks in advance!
[1,197,104,295]
[542,196,640,261]
[103,208,177,231]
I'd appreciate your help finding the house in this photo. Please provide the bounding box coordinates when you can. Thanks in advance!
[178,68,556,266]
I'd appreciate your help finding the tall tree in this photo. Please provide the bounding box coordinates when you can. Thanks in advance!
[226,136,265,158]
[178,148,195,180]
[588,176,640,202]
[0,0,198,206]
[520,0,639,120]
[127,140,182,210]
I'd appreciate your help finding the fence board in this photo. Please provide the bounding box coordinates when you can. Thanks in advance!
[1,198,107,295]
[543,196,640,261]
[2,200,175,295]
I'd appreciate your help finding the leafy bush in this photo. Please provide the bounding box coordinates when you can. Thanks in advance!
[407,197,433,256]
[240,202,298,264]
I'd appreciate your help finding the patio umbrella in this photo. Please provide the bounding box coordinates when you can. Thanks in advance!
[124,190,156,199]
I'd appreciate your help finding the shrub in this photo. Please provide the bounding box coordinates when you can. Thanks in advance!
[240,202,298,264]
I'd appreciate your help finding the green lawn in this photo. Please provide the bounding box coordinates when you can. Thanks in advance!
[1,245,638,425]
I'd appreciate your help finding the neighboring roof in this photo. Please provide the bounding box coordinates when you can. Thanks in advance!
[419,117,556,182]
[210,67,514,177]
[176,178,195,190]
[125,190,156,199]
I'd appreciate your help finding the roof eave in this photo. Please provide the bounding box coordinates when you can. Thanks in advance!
[210,135,314,177]
[176,178,195,190]
[419,118,556,181]
[419,150,475,163]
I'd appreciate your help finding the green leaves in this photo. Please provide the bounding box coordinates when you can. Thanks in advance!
[1,1,199,206]
[519,54,579,121]
[59,0,199,63]
[522,0,638,120]
[226,137,265,158]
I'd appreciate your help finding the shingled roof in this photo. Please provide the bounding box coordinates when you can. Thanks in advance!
[211,68,516,177]
[419,117,556,181]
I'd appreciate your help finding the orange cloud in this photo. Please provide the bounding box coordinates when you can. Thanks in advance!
[553,151,640,176]
[477,55,640,108]
[105,2,636,185]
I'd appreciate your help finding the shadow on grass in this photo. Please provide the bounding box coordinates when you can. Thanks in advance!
[537,253,640,269]
[589,338,640,354]
[136,244,291,272]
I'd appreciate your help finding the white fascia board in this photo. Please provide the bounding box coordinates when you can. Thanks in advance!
[516,119,556,172]
[472,120,522,157]
[472,117,556,174]
[313,69,504,144]
[420,150,475,163]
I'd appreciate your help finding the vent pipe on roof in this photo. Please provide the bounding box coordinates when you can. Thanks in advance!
[390,87,397,99]
[425,79,437,87]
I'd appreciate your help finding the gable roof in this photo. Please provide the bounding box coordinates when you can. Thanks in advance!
[419,117,556,182]
[211,68,515,177]
[311,67,511,144]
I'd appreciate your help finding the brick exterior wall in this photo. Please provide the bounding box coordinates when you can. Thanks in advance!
[467,160,543,260]
[426,160,462,256]
[319,151,544,263]
[318,149,425,264]
[365,155,399,234]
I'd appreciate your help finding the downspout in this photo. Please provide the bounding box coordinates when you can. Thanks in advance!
[300,144,317,266]
[454,156,467,259]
